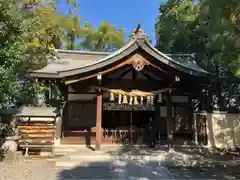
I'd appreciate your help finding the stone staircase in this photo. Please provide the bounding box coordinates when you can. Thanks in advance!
[54,145,84,156]
[54,145,221,168]
[56,151,112,168]
[54,146,169,168]
[53,145,240,168]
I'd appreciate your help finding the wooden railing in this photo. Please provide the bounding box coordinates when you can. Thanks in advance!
[101,129,195,145]
[102,129,162,145]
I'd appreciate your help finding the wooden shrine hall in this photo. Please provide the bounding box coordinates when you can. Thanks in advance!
[29,24,213,150]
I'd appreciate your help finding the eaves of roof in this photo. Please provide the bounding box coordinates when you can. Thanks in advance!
[30,38,213,79]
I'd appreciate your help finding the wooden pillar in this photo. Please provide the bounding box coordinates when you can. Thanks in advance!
[155,98,161,143]
[95,92,103,150]
[188,93,193,133]
[62,84,68,137]
[201,87,206,111]
[95,73,103,151]
[166,91,173,149]
[193,113,198,145]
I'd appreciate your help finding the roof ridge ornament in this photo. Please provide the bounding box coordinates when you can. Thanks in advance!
[130,21,147,40]
[128,53,149,71]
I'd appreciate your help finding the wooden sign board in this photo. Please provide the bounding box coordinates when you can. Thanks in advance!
[103,103,155,111]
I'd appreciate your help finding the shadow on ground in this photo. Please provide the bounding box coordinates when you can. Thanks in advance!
[58,144,240,179]
[58,162,118,179]
[169,165,240,179]
[58,160,174,179]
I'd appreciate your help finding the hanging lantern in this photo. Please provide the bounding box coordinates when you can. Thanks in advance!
[146,96,151,104]
[140,96,144,105]
[158,93,162,103]
[129,96,133,105]
[110,92,115,101]
[133,96,139,105]
[175,76,180,82]
[150,96,154,105]
[118,94,122,104]
[123,95,128,104]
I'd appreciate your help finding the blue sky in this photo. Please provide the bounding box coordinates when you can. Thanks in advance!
[58,0,165,45]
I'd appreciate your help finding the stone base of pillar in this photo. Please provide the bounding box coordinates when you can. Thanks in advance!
[95,144,100,151]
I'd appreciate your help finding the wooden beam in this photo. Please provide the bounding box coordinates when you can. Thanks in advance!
[66,79,169,93]
[139,70,152,80]
[95,92,103,151]
[102,79,168,91]
[144,65,174,81]
[117,67,132,78]
[65,60,130,85]
[64,56,176,85]
[132,69,136,80]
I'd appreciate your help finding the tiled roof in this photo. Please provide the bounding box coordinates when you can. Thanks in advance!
[30,35,212,78]
[31,50,110,76]
[14,106,59,117]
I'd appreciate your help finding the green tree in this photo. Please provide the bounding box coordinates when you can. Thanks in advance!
[198,0,240,75]
[80,22,125,52]
[0,0,25,110]
[155,0,240,76]
[0,0,83,109]
[20,0,64,70]
[155,0,202,56]
[61,14,84,50]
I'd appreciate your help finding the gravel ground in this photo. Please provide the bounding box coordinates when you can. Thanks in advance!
[0,160,118,180]
[0,159,176,180]
[168,164,240,179]
[2,158,240,180]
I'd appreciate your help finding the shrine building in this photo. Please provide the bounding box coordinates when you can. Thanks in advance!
[28,24,214,150]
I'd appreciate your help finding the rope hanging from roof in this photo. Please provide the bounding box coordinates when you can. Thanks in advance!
[92,86,173,105]
[92,86,173,95]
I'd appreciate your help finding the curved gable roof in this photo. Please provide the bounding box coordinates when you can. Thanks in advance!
[30,36,212,79]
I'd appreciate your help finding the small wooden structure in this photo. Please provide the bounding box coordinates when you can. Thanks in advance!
[29,24,214,150]
[15,106,59,155]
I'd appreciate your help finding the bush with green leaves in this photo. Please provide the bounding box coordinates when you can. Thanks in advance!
[0,0,26,111]
[0,122,13,138]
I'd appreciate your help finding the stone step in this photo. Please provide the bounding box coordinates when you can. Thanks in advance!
[54,147,81,155]
[55,152,206,168]
[54,148,79,153]
[55,156,114,168]
[56,158,127,168]
[68,154,168,163]
[56,159,83,168]
[69,154,113,161]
